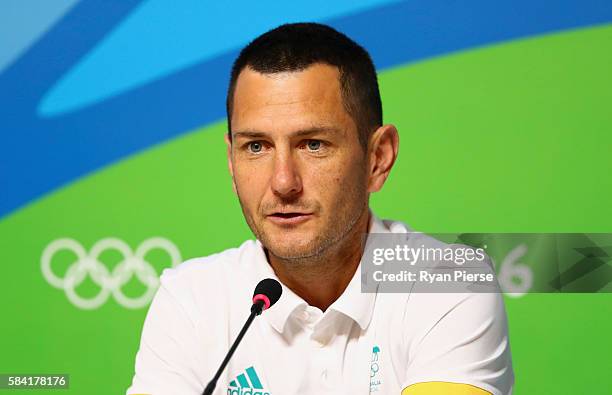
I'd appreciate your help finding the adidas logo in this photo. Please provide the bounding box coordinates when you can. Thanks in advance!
[227,366,270,395]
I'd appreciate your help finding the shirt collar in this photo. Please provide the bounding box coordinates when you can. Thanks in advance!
[251,239,306,333]
[251,210,391,333]
[328,211,388,330]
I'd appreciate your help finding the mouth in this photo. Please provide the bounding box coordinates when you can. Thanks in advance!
[266,212,313,226]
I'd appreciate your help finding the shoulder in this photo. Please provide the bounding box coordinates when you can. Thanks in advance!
[155,239,260,310]
[161,239,258,281]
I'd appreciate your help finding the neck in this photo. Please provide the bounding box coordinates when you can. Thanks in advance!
[266,209,371,311]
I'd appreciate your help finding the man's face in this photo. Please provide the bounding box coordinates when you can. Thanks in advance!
[227,63,369,260]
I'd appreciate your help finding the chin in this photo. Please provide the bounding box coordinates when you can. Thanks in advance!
[267,237,318,260]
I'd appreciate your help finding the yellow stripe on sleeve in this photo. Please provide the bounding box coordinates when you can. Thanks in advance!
[402,381,492,395]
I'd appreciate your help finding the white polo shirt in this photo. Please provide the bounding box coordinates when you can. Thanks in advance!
[127,213,514,395]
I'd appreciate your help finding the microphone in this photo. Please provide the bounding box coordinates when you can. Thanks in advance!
[202,278,282,395]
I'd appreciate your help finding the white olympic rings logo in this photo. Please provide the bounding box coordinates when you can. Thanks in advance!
[41,237,181,310]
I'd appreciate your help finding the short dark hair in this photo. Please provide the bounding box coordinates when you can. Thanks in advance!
[226,22,382,150]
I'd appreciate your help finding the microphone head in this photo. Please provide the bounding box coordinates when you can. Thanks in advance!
[252,278,282,311]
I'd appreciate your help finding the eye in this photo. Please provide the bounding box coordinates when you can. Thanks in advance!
[247,141,264,153]
[306,140,322,151]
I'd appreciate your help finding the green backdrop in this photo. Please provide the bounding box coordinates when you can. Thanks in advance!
[1,19,611,394]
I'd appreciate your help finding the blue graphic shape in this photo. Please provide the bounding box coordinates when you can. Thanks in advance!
[1,0,611,218]
[236,373,249,388]
[39,0,399,116]
[246,366,263,389]
[0,0,79,73]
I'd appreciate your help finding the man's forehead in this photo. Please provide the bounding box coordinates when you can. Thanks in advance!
[232,125,346,140]
[231,64,352,130]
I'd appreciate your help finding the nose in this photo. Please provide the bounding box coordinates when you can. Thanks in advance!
[271,149,302,198]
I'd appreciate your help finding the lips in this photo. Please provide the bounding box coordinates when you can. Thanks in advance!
[266,212,313,226]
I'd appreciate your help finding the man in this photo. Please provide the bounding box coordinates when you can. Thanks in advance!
[127,23,513,395]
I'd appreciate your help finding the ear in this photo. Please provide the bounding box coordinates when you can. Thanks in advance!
[367,124,399,193]
[225,132,238,195]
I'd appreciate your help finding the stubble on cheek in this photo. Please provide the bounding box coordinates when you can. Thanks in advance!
[323,166,369,244]
[232,152,369,259]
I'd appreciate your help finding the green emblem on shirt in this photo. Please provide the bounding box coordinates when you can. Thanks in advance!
[227,366,269,395]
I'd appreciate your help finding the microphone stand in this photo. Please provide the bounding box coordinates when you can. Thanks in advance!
[202,301,264,395]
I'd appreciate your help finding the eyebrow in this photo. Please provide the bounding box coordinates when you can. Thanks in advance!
[232,126,342,139]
